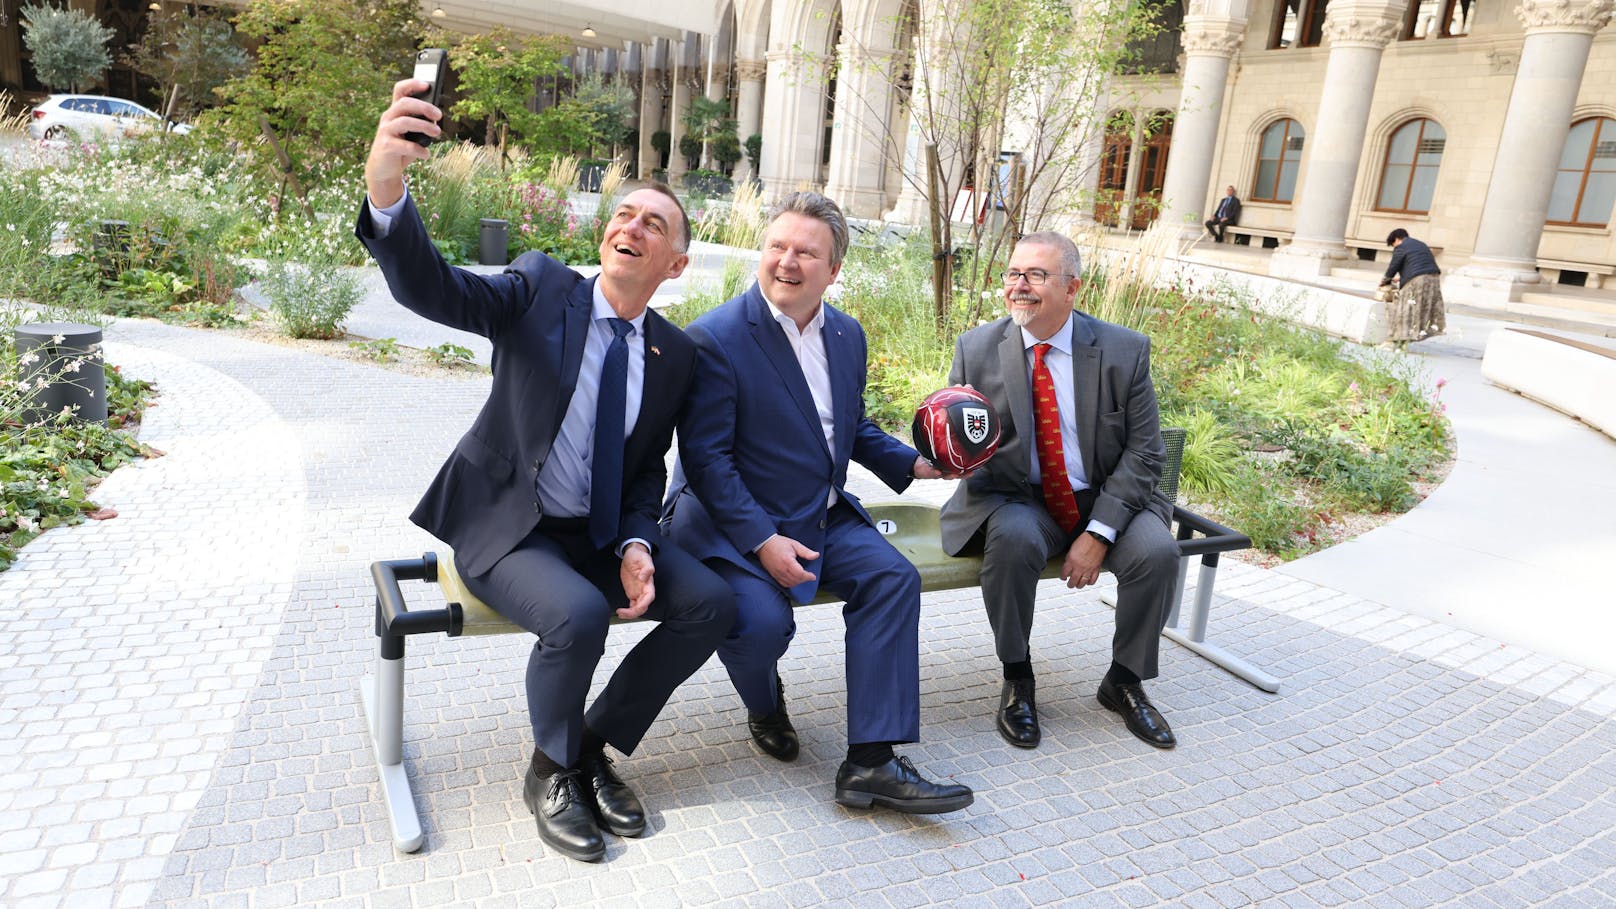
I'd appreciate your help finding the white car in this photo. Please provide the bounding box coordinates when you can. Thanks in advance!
[27,94,192,142]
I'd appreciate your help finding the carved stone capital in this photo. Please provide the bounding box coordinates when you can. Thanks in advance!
[1515,0,1614,34]
[1180,16,1246,56]
[1321,1,1404,47]
[735,58,768,83]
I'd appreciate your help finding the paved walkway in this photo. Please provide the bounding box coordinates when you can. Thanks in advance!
[2,270,1615,908]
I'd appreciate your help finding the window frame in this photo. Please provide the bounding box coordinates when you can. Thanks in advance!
[1374,118,1445,215]
[1270,0,1329,49]
[1401,0,1476,39]
[1250,118,1304,204]
[1546,116,1616,229]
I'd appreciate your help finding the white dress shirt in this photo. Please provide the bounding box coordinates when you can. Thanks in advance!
[764,294,838,510]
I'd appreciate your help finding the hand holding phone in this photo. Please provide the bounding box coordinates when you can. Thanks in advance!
[404,48,447,147]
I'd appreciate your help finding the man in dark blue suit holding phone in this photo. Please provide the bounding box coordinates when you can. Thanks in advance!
[356,79,734,862]
[664,192,973,815]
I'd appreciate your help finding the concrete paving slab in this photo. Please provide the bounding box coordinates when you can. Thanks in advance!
[5,266,1616,907]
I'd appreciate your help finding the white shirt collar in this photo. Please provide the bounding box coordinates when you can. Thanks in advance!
[592,279,648,335]
[1021,310,1076,355]
[762,290,826,334]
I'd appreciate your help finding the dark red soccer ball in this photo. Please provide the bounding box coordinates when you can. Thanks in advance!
[913,386,1001,473]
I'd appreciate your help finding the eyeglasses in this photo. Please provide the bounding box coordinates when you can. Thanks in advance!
[1000,269,1073,286]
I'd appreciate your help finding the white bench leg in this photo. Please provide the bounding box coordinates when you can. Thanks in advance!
[1102,555,1282,694]
[1162,558,1282,693]
[360,644,424,852]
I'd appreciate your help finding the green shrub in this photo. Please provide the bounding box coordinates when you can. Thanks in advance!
[262,261,361,340]
[1171,409,1241,500]
[348,337,398,362]
[425,342,476,368]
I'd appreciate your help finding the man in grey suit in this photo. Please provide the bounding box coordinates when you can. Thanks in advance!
[940,231,1180,750]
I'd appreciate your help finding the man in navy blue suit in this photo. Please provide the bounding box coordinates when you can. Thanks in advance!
[664,192,973,814]
[356,79,734,862]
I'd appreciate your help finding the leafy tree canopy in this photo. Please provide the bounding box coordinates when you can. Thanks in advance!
[128,9,249,121]
[448,27,570,148]
[212,0,423,188]
[20,3,114,93]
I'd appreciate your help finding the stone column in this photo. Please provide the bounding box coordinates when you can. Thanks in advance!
[824,43,898,219]
[759,48,826,200]
[639,57,663,180]
[1448,0,1614,304]
[733,58,767,185]
[669,46,693,184]
[1270,0,1403,279]
[886,41,969,223]
[1157,2,1247,240]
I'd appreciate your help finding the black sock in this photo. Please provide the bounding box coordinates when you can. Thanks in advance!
[846,742,895,768]
[530,747,564,777]
[1104,662,1140,687]
[579,728,606,760]
[1003,660,1034,681]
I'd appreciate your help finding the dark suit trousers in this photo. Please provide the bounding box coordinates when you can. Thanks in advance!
[709,502,922,746]
[460,523,735,767]
[976,496,1178,680]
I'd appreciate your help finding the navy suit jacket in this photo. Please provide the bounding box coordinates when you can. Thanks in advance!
[662,284,917,602]
[355,195,697,579]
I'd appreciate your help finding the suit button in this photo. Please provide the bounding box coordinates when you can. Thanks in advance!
[818,519,827,529]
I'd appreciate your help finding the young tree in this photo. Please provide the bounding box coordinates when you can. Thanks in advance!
[570,71,636,160]
[213,0,423,200]
[448,27,571,152]
[833,0,1158,327]
[128,8,249,123]
[19,3,114,93]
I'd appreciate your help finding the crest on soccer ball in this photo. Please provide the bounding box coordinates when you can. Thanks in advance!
[962,407,990,444]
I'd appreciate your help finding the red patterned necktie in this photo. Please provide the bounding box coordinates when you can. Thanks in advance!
[1032,343,1082,533]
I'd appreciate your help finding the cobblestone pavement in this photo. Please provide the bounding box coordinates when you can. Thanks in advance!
[2,315,1614,909]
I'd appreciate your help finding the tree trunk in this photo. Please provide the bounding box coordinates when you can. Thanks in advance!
[257,115,315,219]
[926,143,952,335]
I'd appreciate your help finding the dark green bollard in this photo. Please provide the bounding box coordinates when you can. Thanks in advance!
[13,322,107,425]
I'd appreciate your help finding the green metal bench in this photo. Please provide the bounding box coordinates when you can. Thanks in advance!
[363,427,1272,852]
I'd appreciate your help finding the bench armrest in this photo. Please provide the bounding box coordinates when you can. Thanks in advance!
[371,555,463,639]
[1173,506,1251,557]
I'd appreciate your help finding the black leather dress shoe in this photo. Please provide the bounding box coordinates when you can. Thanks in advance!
[523,766,605,862]
[834,756,974,814]
[996,678,1040,748]
[577,750,646,837]
[747,676,799,762]
[1097,678,1176,749]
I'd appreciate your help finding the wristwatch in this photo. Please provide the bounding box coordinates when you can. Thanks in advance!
[1086,530,1112,548]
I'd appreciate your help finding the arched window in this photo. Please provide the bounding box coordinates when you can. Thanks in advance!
[1094,112,1132,227]
[1548,117,1616,228]
[1252,119,1304,203]
[1376,118,1445,214]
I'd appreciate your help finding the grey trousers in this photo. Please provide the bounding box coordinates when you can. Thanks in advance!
[976,499,1178,680]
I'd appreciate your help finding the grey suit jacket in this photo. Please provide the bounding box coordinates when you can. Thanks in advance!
[939,311,1171,556]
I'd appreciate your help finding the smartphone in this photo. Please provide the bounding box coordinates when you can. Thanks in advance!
[404,48,447,147]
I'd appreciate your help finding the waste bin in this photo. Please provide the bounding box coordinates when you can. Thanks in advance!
[13,322,107,425]
[479,218,508,266]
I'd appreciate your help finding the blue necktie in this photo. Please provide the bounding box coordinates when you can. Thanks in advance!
[589,318,633,549]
